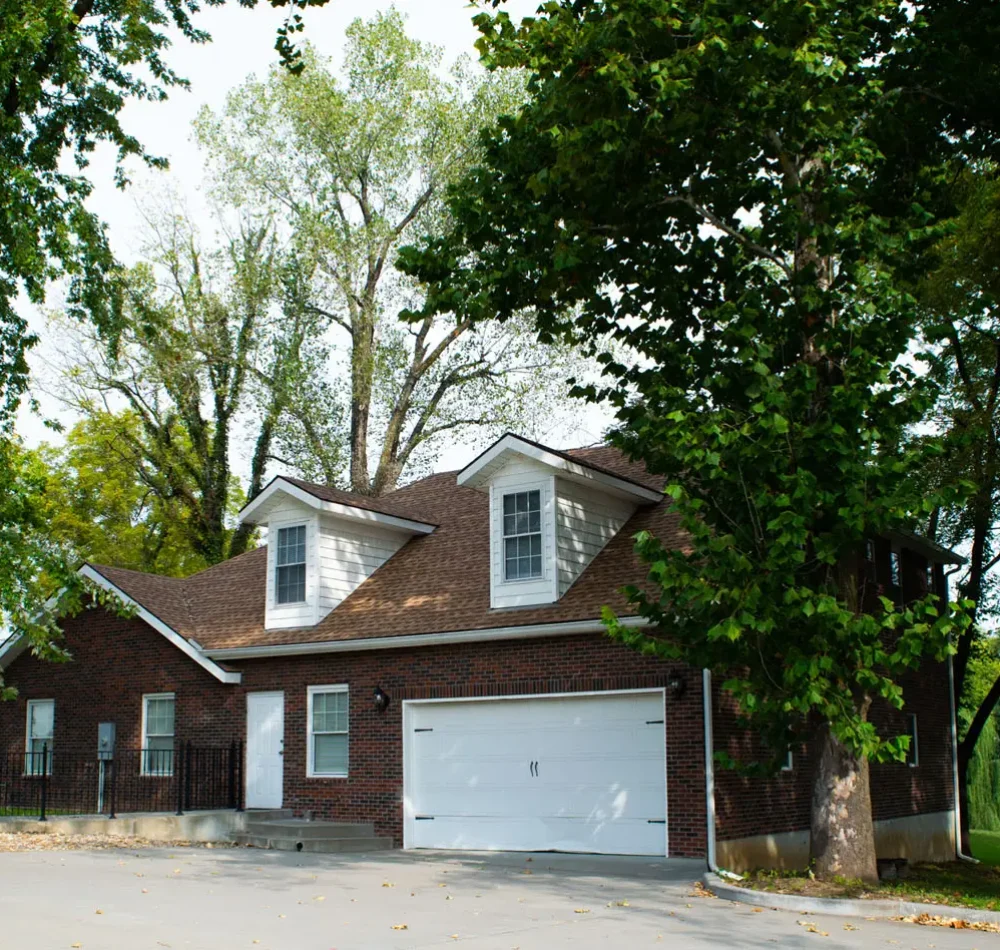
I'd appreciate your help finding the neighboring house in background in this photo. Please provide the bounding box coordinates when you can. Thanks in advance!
[0,433,965,868]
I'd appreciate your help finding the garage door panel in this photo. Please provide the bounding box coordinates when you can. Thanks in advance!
[406,691,667,856]
[413,816,665,856]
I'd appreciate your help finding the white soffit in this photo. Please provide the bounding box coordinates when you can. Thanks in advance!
[237,477,437,534]
[457,434,662,503]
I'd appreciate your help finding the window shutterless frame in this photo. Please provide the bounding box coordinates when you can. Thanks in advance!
[25,699,54,776]
[501,489,543,581]
[307,685,349,778]
[141,692,176,776]
[275,524,307,605]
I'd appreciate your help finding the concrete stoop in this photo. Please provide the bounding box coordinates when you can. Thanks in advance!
[234,815,394,854]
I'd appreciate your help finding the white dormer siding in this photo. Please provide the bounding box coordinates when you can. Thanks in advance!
[263,498,412,631]
[554,477,635,597]
[265,500,322,630]
[489,458,558,608]
[318,519,406,613]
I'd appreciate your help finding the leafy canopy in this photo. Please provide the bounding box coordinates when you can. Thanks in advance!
[401,0,971,765]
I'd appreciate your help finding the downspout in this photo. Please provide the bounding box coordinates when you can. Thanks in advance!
[703,668,742,879]
[948,653,979,863]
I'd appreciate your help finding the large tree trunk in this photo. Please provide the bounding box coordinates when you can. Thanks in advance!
[810,719,879,883]
[349,312,376,495]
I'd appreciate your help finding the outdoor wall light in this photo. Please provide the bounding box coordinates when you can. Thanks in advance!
[667,673,686,700]
[373,686,391,713]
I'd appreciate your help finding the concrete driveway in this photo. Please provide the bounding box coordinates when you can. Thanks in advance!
[0,846,987,949]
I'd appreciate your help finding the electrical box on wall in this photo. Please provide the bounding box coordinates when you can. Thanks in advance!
[97,722,116,760]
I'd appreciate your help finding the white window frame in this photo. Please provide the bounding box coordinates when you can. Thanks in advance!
[275,523,308,605]
[501,488,544,583]
[781,748,794,772]
[307,684,349,778]
[25,699,54,776]
[906,713,919,768]
[141,692,176,777]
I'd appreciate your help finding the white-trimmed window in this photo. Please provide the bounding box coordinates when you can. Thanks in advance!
[502,490,542,580]
[889,550,902,587]
[142,693,175,776]
[307,685,349,777]
[276,525,307,604]
[25,700,53,776]
[905,713,919,767]
[781,748,794,772]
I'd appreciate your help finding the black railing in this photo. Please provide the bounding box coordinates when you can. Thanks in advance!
[0,741,243,820]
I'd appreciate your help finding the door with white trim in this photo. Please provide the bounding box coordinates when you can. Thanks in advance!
[405,690,666,855]
[246,692,284,809]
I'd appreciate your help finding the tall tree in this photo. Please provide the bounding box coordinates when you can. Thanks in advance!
[0,0,336,655]
[917,172,1000,849]
[196,12,586,497]
[401,0,974,881]
[57,207,285,565]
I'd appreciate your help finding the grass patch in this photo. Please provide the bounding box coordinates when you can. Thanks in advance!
[971,829,1000,867]
[737,860,1000,913]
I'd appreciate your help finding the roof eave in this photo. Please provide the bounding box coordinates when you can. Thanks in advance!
[457,434,662,503]
[237,477,437,534]
[79,565,242,684]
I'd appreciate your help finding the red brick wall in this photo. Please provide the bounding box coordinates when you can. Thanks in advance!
[0,605,954,855]
[713,659,955,842]
[236,634,707,856]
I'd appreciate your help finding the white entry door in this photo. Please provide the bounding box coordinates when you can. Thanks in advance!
[246,691,284,809]
[404,690,666,855]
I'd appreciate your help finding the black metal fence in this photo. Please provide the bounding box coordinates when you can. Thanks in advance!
[0,741,243,820]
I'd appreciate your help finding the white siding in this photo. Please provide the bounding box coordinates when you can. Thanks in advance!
[264,500,320,631]
[317,518,406,612]
[489,458,558,608]
[555,477,635,597]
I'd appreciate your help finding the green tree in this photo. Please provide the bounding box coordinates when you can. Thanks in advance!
[57,206,282,564]
[33,412,210,576]
[0,0,335,667]
[401,0,975,881]
[196,12,586,497]
[916,172,1000,848]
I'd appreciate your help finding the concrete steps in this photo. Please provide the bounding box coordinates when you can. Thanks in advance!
[234,816,394,854]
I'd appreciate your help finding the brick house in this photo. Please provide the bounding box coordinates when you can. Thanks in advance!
[0,434,963,868]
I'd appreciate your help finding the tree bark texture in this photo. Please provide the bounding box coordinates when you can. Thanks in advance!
[810,718,879,883]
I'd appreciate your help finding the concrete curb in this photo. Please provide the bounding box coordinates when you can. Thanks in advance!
[702,872,1000,926]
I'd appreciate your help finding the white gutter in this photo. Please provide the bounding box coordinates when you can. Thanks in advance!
[703,668,742,880]
[207,616,651,661]
[948,653,979,863]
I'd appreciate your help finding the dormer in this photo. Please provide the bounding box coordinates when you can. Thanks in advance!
[458,435,662,609]
[238,478,436,631]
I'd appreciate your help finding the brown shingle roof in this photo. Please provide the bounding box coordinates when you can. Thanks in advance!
[89,446,680,653]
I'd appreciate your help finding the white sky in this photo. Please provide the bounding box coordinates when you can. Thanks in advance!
[21,0,615,473]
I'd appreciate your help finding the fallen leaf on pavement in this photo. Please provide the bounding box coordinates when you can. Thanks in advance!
[574,908,590,914]
[391,924,408,930]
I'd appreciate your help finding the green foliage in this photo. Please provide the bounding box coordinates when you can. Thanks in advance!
[32,413,210,576]
[968,712,1000,831]
[195,12,586,495]
[401,0,974,766]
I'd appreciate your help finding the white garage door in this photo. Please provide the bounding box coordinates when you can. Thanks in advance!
[404,690,666,855]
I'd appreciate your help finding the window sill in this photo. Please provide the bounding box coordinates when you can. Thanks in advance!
[306,772,349,780]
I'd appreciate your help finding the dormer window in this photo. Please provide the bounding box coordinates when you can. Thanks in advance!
[276,525,307,604]
[503,490,542,580]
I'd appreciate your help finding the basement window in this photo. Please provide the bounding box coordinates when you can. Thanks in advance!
[142,693,175,776]
[25,700,54,776]
[276,525,307,605]
[308,685,349,778]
